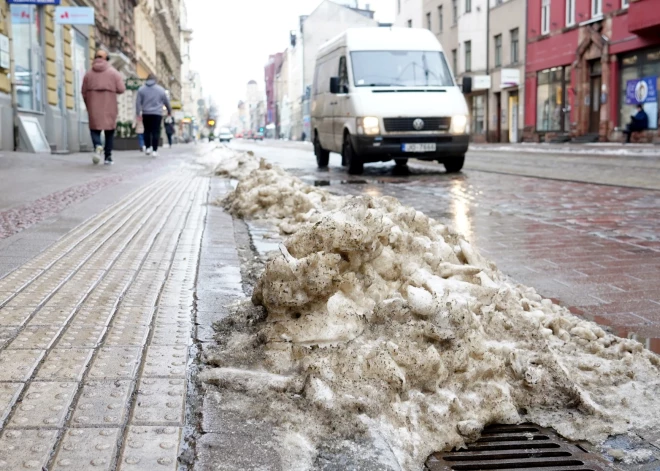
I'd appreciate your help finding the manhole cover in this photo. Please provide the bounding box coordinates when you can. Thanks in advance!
[426,424,614,471]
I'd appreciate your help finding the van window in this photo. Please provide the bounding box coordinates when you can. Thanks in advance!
[350,50,454,87]
[338,56,349,92]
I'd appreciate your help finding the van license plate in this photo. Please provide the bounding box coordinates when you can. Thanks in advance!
[402,143,436,152]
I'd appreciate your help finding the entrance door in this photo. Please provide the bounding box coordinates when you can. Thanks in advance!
[508,91,519,143]
[495,92,502,142]
[55,23,68,152]
[589,65,601,134]
[72,29,89,150]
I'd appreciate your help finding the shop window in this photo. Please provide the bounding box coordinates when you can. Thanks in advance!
[536,66,571,132]
[510,28,519,64]
[494,35,502,68]
[11,5,44,112]
[438,6,443,33]
[472,95,485,134]
[592,0,602,17]
[619,47,660,129]
[464,40,471,72]
[541,0,551,35]
[566,0,575,26]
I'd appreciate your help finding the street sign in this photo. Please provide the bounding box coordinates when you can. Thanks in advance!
[8,0,61,4]
[125,77,145,91]
[55,6,95,25]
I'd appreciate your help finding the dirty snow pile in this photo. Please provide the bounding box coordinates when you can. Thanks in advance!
[221,156,341,234]
[214,148,260,180]
[205,151,660,470]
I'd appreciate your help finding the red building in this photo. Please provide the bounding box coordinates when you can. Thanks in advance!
[264,53,284,129]
[524,0,660,142]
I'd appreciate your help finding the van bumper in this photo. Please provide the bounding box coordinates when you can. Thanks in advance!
[350,134,469,163]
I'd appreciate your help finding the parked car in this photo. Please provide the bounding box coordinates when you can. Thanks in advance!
[218,127,233,143]
[253,131,264,141]
[311,27,470,174]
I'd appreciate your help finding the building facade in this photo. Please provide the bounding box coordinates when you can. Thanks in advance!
[135,0,157,80]
[154,0,182,103]
[265,52,283,128]
[525,0,660,142]
[396,0,424,27]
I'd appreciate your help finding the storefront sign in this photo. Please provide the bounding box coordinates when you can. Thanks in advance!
[171,101,182,110]
[0,35,9,70]
[500,69,520,88]
[55,7,95,25]
[472,75,491,90]
[10,5,33,24]
[626,76,658,129]
[8,0,61,4]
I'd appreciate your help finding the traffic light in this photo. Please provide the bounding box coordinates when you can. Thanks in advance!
[207,119,216,127]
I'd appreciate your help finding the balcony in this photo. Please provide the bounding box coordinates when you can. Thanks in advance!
[628,0,660,34]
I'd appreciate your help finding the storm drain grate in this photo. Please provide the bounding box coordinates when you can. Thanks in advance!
[426,424,613,471]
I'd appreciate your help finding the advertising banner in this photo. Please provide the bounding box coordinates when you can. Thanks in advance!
[55,7,95,25]
[626,77,658,129]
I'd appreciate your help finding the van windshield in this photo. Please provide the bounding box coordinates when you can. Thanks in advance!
[350,51,454,87]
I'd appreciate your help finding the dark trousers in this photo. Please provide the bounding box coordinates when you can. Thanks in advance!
[90,129,115,159]
[166,132,173,146]
[623,123,644,143]
[143,115,162,151]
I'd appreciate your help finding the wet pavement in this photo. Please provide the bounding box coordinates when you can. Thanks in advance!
[231,140,660,353]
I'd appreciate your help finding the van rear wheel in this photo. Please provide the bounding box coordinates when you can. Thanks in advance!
[314,135,329,168]
[343,135,363,175]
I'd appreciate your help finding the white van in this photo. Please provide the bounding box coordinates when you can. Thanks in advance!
[311,27,471,174]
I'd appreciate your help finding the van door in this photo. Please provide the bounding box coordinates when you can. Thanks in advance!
[318,56,337,150]
[333,54,350,152]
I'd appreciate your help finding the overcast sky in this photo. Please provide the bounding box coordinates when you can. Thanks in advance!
[186,0,395,121]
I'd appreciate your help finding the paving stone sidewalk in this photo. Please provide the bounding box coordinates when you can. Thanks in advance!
[0,164,211,469]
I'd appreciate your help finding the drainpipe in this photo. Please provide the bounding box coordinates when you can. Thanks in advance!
[7,6,18,150]
[485,0,490,142]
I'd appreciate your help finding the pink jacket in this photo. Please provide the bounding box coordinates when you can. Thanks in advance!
[82,59,126,131]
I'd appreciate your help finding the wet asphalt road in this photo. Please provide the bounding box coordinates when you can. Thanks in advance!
[229,139,660,353]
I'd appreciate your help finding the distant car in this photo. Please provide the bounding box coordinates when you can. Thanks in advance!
[236,131,244,139]
[218,128,233,143]
[253,131,264,141]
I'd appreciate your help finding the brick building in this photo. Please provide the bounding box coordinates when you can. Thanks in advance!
[525,0,660,143]
[265,52,284,129]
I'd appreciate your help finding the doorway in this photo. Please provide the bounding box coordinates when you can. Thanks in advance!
[508,91,519,143]
[589,61,602,134]
[495,92,502,142]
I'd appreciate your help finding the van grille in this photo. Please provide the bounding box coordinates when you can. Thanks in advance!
[384,117,451,132]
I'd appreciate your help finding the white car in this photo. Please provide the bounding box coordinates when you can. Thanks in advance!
[311,27,470,174]
[218,128,233,143]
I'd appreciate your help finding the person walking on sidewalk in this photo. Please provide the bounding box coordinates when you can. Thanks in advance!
[164,115,175,148]
[136,74,171,157]
[81,50,125,165]
[135,116,145,152]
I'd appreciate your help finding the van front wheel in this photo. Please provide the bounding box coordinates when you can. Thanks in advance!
[343,135,363,175]
[443,155,465,173]
[314,135,329,168]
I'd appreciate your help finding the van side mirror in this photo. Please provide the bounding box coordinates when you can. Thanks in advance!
[462,76,472,94]
[330,76,340,94]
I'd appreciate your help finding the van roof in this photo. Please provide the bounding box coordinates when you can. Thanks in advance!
[317,27,443,58]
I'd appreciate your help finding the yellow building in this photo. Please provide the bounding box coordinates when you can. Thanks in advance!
[0,0,96,152]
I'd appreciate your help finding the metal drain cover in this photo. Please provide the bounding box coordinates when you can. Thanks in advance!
[426,424,615,471]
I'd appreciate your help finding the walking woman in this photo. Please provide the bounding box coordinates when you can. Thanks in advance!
[136,74,171,157]
[164,115,175,148]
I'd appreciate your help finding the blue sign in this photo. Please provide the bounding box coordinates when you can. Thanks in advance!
[7,0,61,4]
[625,76,657,105]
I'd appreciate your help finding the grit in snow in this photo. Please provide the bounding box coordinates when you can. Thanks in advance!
[204,150,660,470]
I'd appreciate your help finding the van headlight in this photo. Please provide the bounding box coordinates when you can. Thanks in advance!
[451,115,469,134]
[357,117,380,135]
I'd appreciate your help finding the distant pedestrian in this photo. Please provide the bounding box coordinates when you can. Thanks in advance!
[623,104,649,143]
[164,115,175,148]
[81,50,125,165]
[135,117,145,152]
[136,74,171,157]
